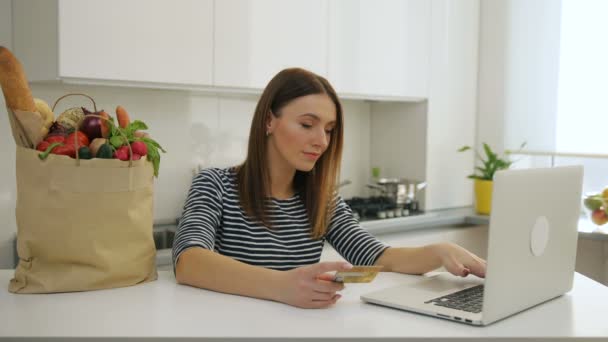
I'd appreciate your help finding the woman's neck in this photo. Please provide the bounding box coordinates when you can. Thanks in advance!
[267,149,296,200]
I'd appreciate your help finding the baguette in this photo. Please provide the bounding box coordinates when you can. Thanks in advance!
[0,46,36,112]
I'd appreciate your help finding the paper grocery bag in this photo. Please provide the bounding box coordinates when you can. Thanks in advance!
[9,146,158,293]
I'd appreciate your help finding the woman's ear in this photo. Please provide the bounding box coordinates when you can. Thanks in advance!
[266,111,276,135]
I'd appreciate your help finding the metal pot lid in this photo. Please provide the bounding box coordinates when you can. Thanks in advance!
[376,178,402,184]
[376,178,424,185]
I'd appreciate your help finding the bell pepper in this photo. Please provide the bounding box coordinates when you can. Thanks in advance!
[36,141,50,152]
[52,144,76,158]
[37,142,76,160]
[66,131,90,147]
[37,142,62,160]
[44,135,65,144]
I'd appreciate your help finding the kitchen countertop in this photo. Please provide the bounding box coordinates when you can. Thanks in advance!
[1,270,607,341]
[355,207,608,240]
[153,206,608,240]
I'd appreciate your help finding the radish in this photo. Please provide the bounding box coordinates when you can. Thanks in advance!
[131,141,148,156]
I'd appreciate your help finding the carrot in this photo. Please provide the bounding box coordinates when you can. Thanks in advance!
[115,105,131,128]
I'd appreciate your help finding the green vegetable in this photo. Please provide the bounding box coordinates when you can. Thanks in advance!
[78,146,93,160]
[96,144,113,159]
[109,135,126,149]
[38,142,63,160]
[107,119,165,177]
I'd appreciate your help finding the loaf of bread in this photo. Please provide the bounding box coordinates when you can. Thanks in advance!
[0,46,36,112]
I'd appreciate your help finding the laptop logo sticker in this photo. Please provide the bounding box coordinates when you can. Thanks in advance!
[530,216,550,256]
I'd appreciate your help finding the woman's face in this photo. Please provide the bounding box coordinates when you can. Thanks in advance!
[267,94,337,172]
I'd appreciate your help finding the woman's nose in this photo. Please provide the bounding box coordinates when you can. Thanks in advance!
[313,127,329,149]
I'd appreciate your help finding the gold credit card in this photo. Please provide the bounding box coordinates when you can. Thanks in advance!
[334,266,383,283]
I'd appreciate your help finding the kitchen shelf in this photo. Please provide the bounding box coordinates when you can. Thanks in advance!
[34,78,427,103]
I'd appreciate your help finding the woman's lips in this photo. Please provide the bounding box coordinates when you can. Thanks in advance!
[303,152,320,160]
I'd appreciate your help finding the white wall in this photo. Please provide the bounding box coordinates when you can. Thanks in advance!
[477,0,562,155]
[0,0,16,269]
[370,101,427,206]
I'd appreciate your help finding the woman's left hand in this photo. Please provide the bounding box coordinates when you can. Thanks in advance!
[431,243,487,278]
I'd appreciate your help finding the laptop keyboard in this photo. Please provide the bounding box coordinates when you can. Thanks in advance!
[425,285,484,313]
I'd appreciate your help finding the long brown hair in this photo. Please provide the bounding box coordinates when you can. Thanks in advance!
[235,68,344,239]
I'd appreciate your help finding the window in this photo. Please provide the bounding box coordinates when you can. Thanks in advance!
[508,0,608,196]
[556,0,608,155]
[555,0,608,195]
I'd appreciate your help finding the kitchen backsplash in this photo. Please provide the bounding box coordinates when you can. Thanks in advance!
[0,83,374,267]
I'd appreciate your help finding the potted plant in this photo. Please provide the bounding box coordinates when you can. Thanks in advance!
[458,142,526,215]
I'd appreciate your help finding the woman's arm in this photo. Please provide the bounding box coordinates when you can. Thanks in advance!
[375,243,487,277]
[176,247,281,301]
[176,247,353,309]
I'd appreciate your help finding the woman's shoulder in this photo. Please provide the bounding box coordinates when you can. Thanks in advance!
[193,167,237,189]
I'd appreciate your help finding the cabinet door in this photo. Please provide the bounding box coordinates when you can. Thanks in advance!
[328,0,430,97]
[214,0,328,88]
[58,0,213,85]
[425,0,479,210]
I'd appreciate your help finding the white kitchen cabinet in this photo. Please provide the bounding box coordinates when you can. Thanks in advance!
[368,0,479,211]
[328,0,430,98]
[424,0,479,210]
[13,0,213,86]
[214,0,328,89]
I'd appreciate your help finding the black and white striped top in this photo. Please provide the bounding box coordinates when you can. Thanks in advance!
[172,167,389,271]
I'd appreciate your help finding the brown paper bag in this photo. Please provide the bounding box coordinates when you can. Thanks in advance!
[6,108,45,148]
[9,145,158,293]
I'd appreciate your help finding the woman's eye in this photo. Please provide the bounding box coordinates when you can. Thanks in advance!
[301,123,313,129]
[325,129,333,134]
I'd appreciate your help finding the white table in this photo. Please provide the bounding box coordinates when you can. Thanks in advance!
[1,270,607,341]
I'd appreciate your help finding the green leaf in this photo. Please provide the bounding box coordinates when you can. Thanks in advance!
[483,143,497,163]
[141,137,166,153]
[458,141,525,180]
[126,120,148,134]
[142,140,163,177]
[109,135,125,149]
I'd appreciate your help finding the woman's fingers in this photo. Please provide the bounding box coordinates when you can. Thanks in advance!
[445,254,486,278]
[312,277,344,293]
[310,294,342,308]
[465,257,487,278]
[312,291,336,301]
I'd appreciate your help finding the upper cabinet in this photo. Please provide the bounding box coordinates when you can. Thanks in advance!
[12,0,430,99]
[213,0,328,89]
[13,0,214,86]
[328,0,431,98]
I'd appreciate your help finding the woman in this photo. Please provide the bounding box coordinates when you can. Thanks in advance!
[173,68,486,309]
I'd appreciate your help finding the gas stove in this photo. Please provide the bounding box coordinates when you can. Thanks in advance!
[344,196,423,221]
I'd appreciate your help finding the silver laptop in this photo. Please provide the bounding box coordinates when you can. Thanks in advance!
[361,166,584,326]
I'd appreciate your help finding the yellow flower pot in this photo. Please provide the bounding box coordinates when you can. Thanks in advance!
[474,179,493,215]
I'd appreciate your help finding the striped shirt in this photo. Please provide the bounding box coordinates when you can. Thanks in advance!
[172,167,389,271]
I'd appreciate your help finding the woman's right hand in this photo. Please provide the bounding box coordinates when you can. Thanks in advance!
[275,261,353,309]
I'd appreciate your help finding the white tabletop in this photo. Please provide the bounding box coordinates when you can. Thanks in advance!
[1,270,607,341]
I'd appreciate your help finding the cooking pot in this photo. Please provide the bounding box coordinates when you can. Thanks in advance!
[367,178,427,206]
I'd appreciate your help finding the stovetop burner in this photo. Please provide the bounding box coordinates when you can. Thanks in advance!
[344,196,423,221]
